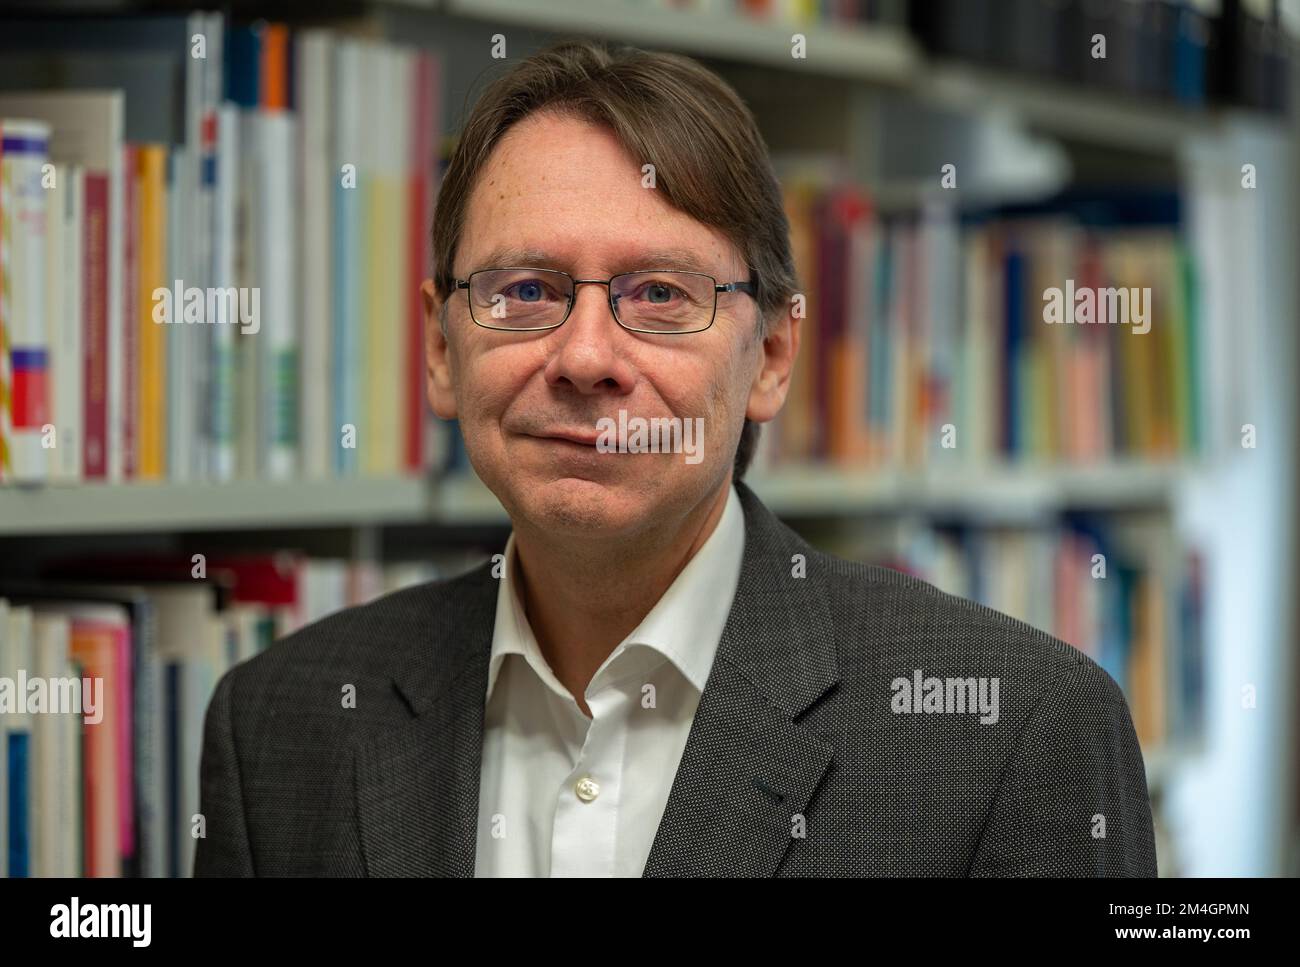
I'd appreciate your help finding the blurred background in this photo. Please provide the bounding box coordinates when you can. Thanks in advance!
[0,0,1295,878]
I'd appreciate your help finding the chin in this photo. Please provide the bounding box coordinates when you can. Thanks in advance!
[506,473,655,536]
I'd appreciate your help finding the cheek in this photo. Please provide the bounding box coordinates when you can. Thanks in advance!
[456,344,537,418]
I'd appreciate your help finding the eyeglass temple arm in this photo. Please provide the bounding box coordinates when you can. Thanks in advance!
[718,278,759,297]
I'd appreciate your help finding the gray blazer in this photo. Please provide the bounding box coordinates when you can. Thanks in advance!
[195,481,1157,876]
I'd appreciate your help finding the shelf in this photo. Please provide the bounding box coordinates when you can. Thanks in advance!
[752,460,1188,519]
[427,461,1190,525]
[0,476,431,535]
[433,0,919,84]
[405,0,1270,152]
[916,61,1229,150]
[0,461,1187,534]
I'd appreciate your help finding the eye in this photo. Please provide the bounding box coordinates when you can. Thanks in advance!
[633,280,687,304]
[502,278,556,302]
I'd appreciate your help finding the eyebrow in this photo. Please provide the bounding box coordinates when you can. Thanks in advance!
[471,247,717,275]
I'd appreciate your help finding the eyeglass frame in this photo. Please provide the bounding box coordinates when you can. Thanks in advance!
[451,266,760,334]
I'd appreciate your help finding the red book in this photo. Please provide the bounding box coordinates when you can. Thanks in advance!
[121,144,138,479]
[405,52,440,474]
[82,175,109,479]
[66,610,129,878]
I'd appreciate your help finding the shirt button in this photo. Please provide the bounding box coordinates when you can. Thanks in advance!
[574,776,600,802]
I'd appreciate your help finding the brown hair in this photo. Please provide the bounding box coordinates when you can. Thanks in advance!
[431,39,797,479]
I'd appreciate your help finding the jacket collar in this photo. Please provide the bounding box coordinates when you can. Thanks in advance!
[354,480,840,876]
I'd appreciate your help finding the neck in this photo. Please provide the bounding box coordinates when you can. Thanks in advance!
[511,477,734,715]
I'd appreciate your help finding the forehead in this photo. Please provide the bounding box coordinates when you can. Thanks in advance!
[459,111,743,276]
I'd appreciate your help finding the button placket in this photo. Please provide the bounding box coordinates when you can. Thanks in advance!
[549,683,628,876]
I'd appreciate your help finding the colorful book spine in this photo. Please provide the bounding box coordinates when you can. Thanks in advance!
[121,144,139,479]
[0,119,51,484]
[66,615,123,877]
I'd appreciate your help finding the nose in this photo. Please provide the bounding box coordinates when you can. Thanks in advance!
[542,282,638,397]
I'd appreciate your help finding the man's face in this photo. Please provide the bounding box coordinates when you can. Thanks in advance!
[423,110,792,540]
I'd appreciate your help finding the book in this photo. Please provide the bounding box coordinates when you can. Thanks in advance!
[0,118,51,484]
[0,92,126,483]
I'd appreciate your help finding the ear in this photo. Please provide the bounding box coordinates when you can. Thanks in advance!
[745,304,799,424]
[422,278,459,419]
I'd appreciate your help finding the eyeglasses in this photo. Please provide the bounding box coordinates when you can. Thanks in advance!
[453,267,759,334]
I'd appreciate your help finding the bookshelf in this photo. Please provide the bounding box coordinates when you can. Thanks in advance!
[0,461,1188,534]
[429,0,919,83]
[423,461,1192,525]
[0,477,430,535]
[0,0,1294,878]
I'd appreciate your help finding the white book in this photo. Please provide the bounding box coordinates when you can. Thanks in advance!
[0,118,50,484]
[259,109,299,481]
[178,614,225,877]
[297,30,335,481]
[235,112,262,480]
[30,612,71,877]
[189,12,223,482]
[0,92,126,483]
[51,164,85,483]
[209,104,240,481]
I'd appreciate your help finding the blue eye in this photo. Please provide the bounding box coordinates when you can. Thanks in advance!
[633,281,685,305]
[506,280,546,302]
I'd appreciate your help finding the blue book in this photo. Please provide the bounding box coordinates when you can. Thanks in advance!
[1003,245,1025,458]
[165,662,181,879]
[7,732,30,877]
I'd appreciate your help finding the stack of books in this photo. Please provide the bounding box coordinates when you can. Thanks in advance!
[0,14,444,487]
[0,548,487,877]
[909,0,1289,113]
[764,172,1202,471]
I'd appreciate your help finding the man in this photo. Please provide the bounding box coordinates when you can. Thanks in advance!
[196,40,1156,877]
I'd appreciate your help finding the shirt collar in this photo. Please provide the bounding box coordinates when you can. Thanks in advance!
[485,483,745,703]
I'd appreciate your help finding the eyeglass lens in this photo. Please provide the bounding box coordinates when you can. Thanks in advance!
[467,269,716,332]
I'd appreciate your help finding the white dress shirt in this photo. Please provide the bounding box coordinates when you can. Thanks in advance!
[473,485,745,877]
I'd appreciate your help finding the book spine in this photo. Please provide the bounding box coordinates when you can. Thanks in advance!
[138,146,168,479]
[82,175,109,479]
[297,31,334,480]
[68,619,119,878]
[165,148,191,482]
[404,51,432,475]
[54,166,85,482]
[0,119,51,484]
[209,107,239,481]
[121,144,138,479]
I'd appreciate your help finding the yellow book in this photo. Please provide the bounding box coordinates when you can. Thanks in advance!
[1110,239,1149,455]
[1128,570,1167,750]
[362,47,406,476]
[136,145,167,479]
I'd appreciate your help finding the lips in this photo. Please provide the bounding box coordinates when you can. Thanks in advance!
[531,430,600,447]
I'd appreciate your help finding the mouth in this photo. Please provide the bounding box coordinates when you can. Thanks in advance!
[528,430,601,448]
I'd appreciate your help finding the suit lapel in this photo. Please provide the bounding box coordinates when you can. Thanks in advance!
[354,562,496,876]
[353,482,839,878]
[642,482,840,877]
